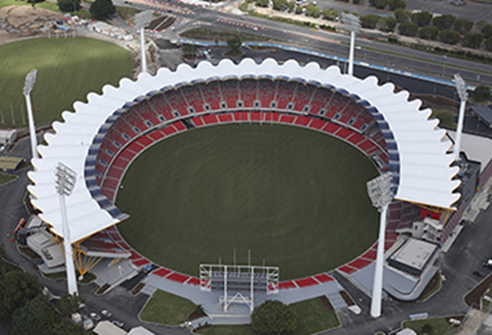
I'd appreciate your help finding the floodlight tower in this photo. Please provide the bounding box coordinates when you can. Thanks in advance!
[55,162,78,296]
[135,10,154,74]
[23,69,39,160]
[367,172,393,318]
[453,74,467,161]
[341,13,360,77]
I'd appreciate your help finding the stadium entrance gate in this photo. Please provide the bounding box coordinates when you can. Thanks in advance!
[199,264,279,313]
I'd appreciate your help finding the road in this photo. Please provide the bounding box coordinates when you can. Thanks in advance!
[115,0,492,87]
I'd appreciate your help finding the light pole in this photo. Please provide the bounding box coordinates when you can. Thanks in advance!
[55,162,78,296]
[341,13,360,77]
[135,10,154,74]
[23,69,39,160]
[367,172,393,318]
[453,74,467,161]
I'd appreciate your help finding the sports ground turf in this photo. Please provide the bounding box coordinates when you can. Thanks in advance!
[0,37,131,128]
[117,124,379,279]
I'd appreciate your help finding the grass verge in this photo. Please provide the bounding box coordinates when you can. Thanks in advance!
[42,271,96,284]
[402,316,462,335]
[140,290,198,326]
[180,27,270,42]
[0,172,17,185]
[0,0,58,10]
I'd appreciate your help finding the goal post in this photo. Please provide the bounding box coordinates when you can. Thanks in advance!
[199,263,279,312]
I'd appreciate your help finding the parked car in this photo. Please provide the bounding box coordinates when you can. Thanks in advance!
[473,270,486,278]
[90,312,101,322]
[483,259,492,269]
[101,309,112,318]
[112,320,125,328]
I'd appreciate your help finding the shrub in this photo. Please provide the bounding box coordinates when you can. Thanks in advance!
[399,22,419,36]
[369,0,388,9]
[360,15,378,29]
[388,0,406,10]
[411,11,432,27]
[418,26,439,40]
[472,85,491,102]
[378,16,397,32]
[432,14,456,30]
[463,32,483,49]
[394,8,409,23]
[486,36,492,51]
[439,30,460,45]
[482,24,492,38]
[453,18,474,34]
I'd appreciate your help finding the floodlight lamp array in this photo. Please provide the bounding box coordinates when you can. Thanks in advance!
[366,172,393,211]
[341,13,361,32]
[55,162,77,196]
[23,69,37,97]
[453,74,468,102]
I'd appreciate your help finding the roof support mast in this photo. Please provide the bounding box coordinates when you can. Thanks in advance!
[23,69,39,160]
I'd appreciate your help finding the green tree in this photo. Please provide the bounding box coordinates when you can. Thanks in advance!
[399,22,418,36]
[394,8,410,23]
[453,18,474,34]
[410,11,432,27]
[182,44,197,57]
[89,0,115,20]
[305,3,320,17]
[418,26,439,40]
[463,32,483,48]
[272,0,287,10]
[251,301,298,335]
[295,5,302,14]
[227,36,242,52]
[57,0,81,12]
[12,295,85,335]
[56,294,83,317]
[388,0,406,10]
[439,30,460,45]
[256,0,269,7]
[0,271,40,320]
[481,24,492,38]
[378,16,397,32]
[322,8,337,20]
[421,323,433,334]
[360,15,379,29]
[287,0,295,12]
[486,36,492,51]
[432,14,456,30]
[369,0,388,9]
[472,85,491,102]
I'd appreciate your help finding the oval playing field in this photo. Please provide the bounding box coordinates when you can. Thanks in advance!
[117,123,379,280]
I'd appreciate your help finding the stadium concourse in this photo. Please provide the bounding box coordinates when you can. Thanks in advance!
[26,58,463,319]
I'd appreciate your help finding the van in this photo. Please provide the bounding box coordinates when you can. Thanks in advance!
[483,259,492,269]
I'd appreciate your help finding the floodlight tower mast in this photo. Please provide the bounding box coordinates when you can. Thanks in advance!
[366,172,393,318]
[341,13,360,77]
[453,74,467,161]
[135,11,154,74]
[55,162,78,296]
[23,69,39,160]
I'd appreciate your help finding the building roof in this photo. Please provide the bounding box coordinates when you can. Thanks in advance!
[0,156,23,171]
[447,130,492,173]
[93,321,127,335]
[389,238,438,271]
[471,104,492,127]
[27,58,461,242]
[128,327,155,335]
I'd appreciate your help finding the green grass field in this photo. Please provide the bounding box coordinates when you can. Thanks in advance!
[0,37,131,128]
[117,124,379,279]
[140,290,198,325]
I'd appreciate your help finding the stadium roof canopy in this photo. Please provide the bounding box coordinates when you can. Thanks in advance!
[27,58,460,242]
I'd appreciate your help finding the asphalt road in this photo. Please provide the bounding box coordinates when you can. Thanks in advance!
[124,0,492,87]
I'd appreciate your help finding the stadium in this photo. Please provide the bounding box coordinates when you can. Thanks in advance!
[26,58,461,314]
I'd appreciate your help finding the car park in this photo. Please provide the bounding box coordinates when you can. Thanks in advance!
[90,312,101,322]
[473,270,486,278]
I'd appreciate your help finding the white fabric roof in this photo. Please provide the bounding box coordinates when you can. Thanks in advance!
[27,58,460,242]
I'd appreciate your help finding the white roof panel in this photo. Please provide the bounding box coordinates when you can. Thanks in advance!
[27,58,460,242]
